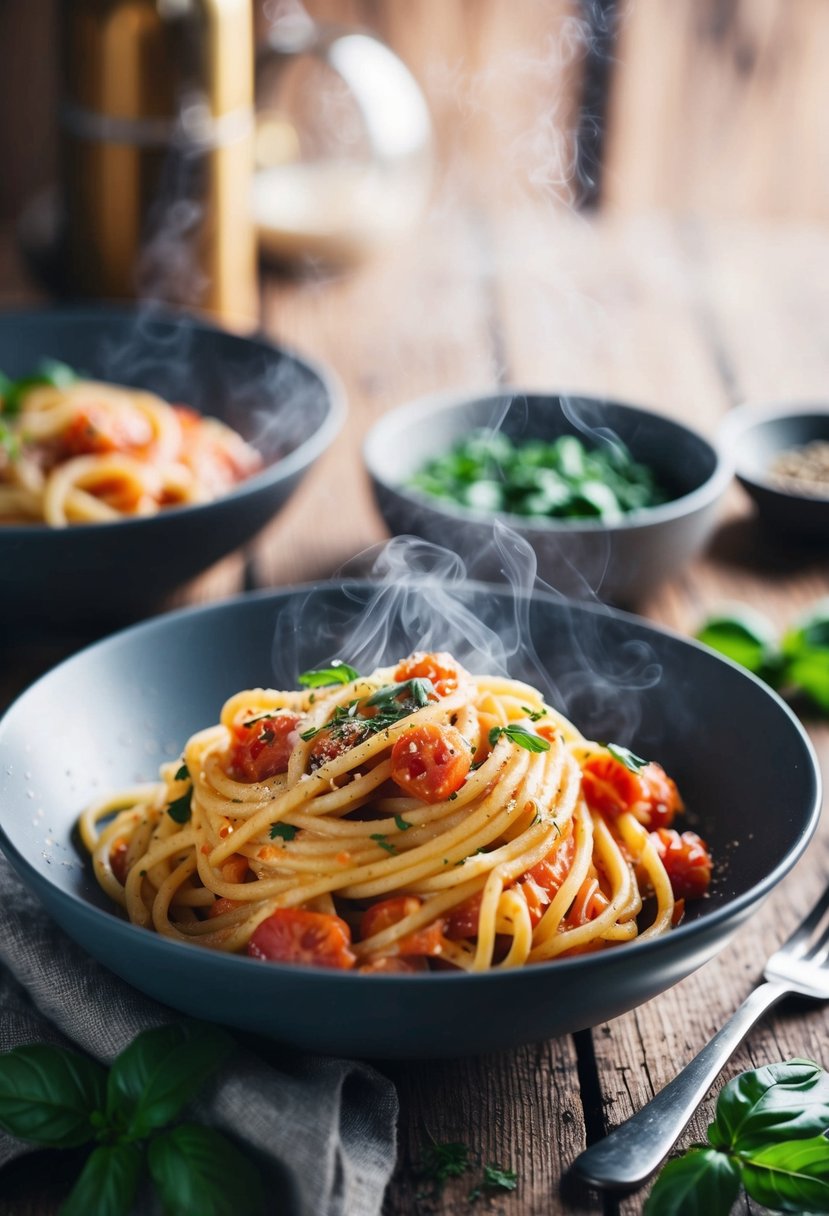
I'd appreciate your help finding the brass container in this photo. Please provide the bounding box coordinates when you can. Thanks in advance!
[61,0,257,326]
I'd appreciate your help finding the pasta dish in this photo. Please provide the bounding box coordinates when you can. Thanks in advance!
[0,360,262,525]
[79,652,712,973]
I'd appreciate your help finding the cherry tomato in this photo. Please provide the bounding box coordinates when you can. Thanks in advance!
[517,831,576,926]
[444,893,482,941]
[62,404,153,456]
[651,828,712,899]
[247,908,356,969]
[109,838,129,885]
[581,754,682,830]
[360,896,445,959]
[307,718,368,769]
[567,876,610,926]
[390,723,472,804]
[394,651,468,697]
[360,896,421,939]
[227,711,301,782]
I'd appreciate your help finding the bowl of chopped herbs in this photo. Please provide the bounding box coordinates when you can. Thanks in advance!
[365,390,730,605]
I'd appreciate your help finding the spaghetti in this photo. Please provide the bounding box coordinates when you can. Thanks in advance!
[79,652,713,973]
[0,361,262,525]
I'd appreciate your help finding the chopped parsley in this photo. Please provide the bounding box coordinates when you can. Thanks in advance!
[298,661,360,688]
[606,742,648,772]
[488,724,550,753]
[269,823,297,841]
[394,814,413,831]
[521,705,548,722]
[258,727,275,745]
[241,712,276,729]
[307,680,436,753]
[419,1141,470,1184]
[166,785,193,824]
[370,833,397,855]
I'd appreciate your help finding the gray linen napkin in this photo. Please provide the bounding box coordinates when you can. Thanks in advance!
[0,852,398,1216]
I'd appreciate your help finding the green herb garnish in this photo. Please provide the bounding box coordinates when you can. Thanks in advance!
[166,786,193,824]
[298,662,360,688]
[370,833,398,855]
[521,705,547,722]
[606,743,649,772]
[488,724,550,753]
[394,814,412,832]
[269,822,297,841]
[366,678,435,709]
[241,712,276,729]
[698,602,829,714]
[419,1140,471,1184]
[0,359,79,416]
[0,1024,264,1216]
[645,1058,829,1215]
[410,429,666,523]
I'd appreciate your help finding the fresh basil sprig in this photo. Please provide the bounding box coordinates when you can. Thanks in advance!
[606,743,649,773]
[697,603,829,714]
[0,1023,265,1216]
[645,1058,829,1214]
[0,359,79,416]
[298,661,360,688]
[488,724,550,753]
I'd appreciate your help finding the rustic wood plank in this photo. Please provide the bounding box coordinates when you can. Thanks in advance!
[603,0,829,223]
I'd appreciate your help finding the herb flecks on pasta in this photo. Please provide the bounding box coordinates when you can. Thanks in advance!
[0,362,262,525]
[79,651,712,973]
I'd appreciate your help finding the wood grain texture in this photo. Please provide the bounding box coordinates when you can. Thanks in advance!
[604,0,829,222]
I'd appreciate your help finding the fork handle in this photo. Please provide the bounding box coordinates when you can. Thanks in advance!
[571,979,790,1191]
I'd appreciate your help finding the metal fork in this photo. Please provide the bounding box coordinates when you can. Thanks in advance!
[572,884,829,1192]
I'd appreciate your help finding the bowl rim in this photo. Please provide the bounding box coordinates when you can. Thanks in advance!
[363,386,733,536]
[0,578,821,985]
[720,400,829,502]
[0,303,347,537]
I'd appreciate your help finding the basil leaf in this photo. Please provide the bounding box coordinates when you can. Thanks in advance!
[786,653,829,714]
[0,1044,106,1147]
[740,1135,829,1213]
[166,786,192,824]
[106,1024,233,1139]
[148,1124,266,1216]
[709,1058,829,1153]
[298,662,359,688]
[488,724,550,753]
[784,601,829,655]
[643,1148,741,1216]
[61,1142,144,1216]
[606,742,648,772]
[697,611,779,672]
[2,359,78,415]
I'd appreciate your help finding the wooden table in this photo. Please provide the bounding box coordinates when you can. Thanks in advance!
[1,207,828,1216]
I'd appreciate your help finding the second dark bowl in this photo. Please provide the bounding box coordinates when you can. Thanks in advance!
[365,390,731,605]
[0,306,345,629]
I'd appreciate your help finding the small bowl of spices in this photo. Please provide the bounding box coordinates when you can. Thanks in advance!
[721,403,829,538]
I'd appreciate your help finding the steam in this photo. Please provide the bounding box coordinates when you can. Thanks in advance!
[270,531,663,745]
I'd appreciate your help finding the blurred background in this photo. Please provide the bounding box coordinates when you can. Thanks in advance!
[0,0,827,312]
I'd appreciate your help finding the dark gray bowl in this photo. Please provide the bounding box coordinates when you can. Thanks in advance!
[364,390,731,605]
[0,581,819,1058]
[0,306,345,627]
[722,403,829,537]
